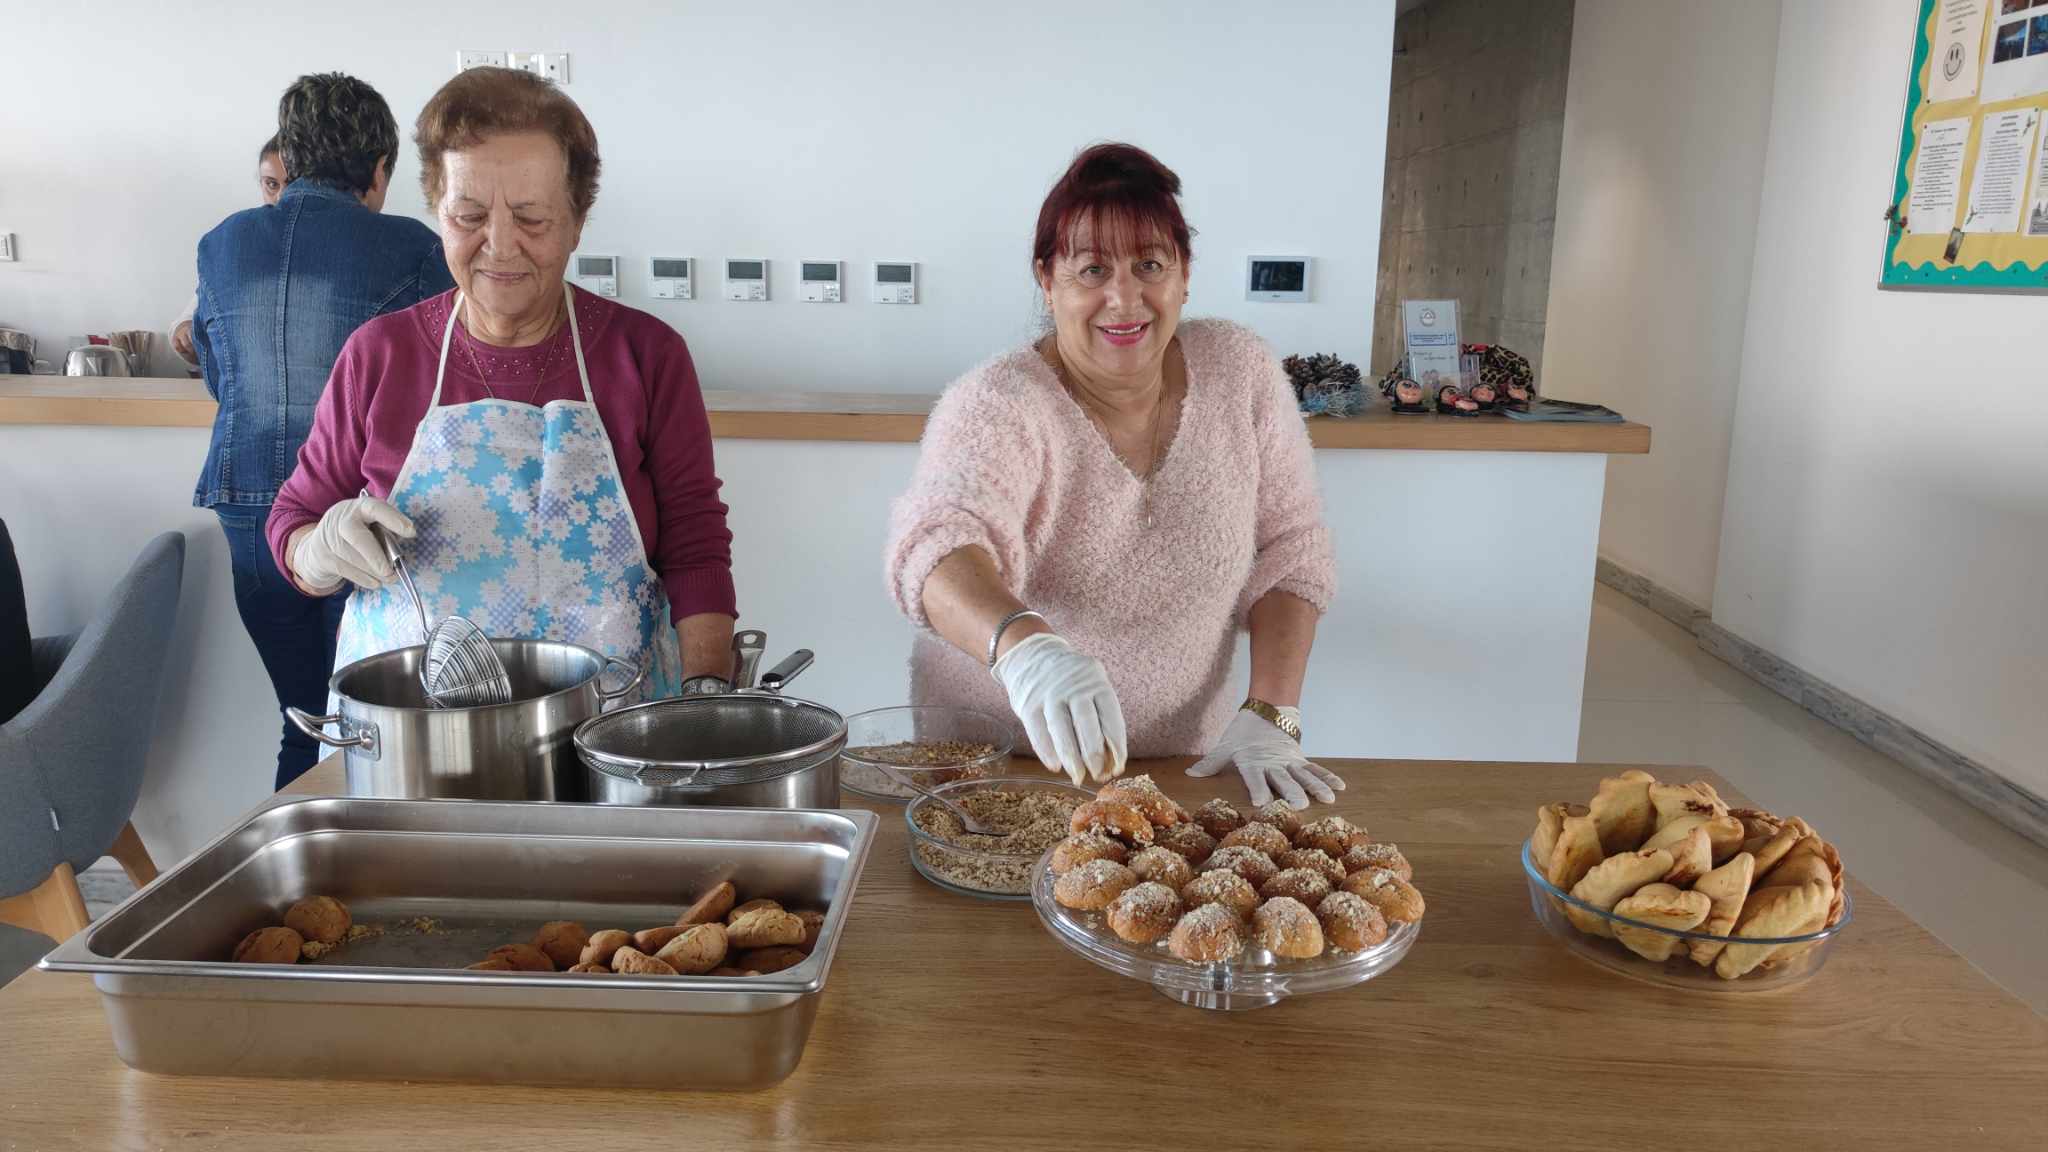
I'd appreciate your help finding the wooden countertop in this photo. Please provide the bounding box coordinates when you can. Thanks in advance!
[0,377,1650,453]
[0,757,2038,1150]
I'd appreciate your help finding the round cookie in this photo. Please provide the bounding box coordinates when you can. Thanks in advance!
[1049,832,1129,875]
[1053,858,1139,911]
[1275,847,1347,888]
[1068,799,1156,845]
[1316,891,1390,951]
[1202,845,1280,887]
[579,929,633,967]
[1253,896,1326,959]
[487,943,556,972]
[1342,842,1412,881]
[1192,798,1246,841]
[1168,903,1245,963]
[1246,800,1306,840]
[231,926,303,964]
[1098,775,1188,828]
[1341,867,1425,924]
[1297,816,1370,857]
[283,896,350,945]
[1179,869,1260,920]
[610,946,678,976]
[1106,881,1183,945]
[532,920,590,970]
[1127,845,1195,891]
[1260,867,1333,906]
[1218,822,1291,858]
[1153,822,1219,863]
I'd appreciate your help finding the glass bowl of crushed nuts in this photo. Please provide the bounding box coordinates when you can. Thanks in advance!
[839,706,1016,802]
[905,776,1093,901]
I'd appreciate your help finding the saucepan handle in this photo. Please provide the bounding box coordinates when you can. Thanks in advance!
[596,656,645,704]
[285,707,377,753]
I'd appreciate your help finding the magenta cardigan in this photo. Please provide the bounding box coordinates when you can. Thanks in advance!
[266,287,736,621]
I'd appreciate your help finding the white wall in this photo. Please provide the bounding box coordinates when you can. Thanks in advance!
[1,1,1392,390]
[1543,0,1783,609]
[1715,0,2048,801]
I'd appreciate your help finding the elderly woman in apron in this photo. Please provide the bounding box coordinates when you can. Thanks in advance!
[268,68,738,702]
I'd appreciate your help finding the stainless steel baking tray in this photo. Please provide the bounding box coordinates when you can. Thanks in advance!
[40,796,877,1089]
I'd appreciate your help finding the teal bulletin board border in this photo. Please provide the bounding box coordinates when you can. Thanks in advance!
[1882,0,2048,290]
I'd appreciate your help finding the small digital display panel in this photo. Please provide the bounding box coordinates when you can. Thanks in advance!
[1249,260,1306,293]
[576,256,615,277]
[801,262,840,282]
[876,264,914,284]
[651,258,691,279]
[728,260,765,280]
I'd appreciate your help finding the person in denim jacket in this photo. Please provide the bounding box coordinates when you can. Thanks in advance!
[192,72,454,788]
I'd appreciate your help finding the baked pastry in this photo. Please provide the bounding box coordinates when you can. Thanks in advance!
[1641,812,1743,863]
[232,926,303,964]
[1106,881,1183,945]
[1686,851,1755,967]
[1295,816,1369,857]
[1762,852,1830,891]
[1202,845,1280,887]
[727,898,784,922]
[1179,869,1261,920]
[1660,826,1712,888]
[1127,845,1196,891]
[532,920,590,970]
[1589,769,1656,854]
[1252,896,1325,959]
[1167,903,1244,963]
[565,962,610,974]
[633,924,690,952]
[1611,883,1712,962]
[1748,825,1804,878]
[1260,867,1333,906]
[1342,867,1425,924]
[1564,847,1671,938]
[1340,842,1411,882]
[1053,858,1139,911]
[1153,823,1219,862]
[1545,812,1604,891]
[737,946,808,973]
[1714,880,1831,980]
[1068,799,1156,845]
[487,943,556,972]
[1098,775,1187,827]
[1276,847,1347,887]
[677,880,737,926]
[465,957,515,971]
[708,966,761,977]
[1649,780,1727,830]
[283,896,350,946]
[1531,802,1580,872]
[655,922,728,974]
[1218,821,1291,858]
[579,929,633,967]
[1192,798,1246,841]
[1315,891,1389,951]
[1049,832,1129,875]
[610,946,679,976]
[792,909,827,955]
[727,907,807,949]
[1246,800,1305,840]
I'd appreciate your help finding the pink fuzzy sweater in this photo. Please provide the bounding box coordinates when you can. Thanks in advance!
[885,318,1337,757]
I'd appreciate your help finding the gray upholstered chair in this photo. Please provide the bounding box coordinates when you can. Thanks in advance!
[0,532,184,960]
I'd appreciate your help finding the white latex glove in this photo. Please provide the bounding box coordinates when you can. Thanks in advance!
[291,496,415,594]
[1186,708,1344,809]
[991,632,1129,786]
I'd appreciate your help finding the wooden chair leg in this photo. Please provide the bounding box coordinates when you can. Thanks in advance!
[109,821,159,887]
[0,862,92,941]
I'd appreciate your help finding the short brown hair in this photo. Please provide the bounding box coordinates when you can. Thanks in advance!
[414,67,601,221]
[278,73,397,196]
[1033,143,1194,275]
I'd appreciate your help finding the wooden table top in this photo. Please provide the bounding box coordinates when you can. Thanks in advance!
[1,757,2039,1150]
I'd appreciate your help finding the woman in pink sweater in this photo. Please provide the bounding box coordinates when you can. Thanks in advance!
[885,143,1340,809]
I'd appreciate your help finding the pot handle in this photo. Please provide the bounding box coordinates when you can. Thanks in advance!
[596,656,645,704]
[284,707,377,754]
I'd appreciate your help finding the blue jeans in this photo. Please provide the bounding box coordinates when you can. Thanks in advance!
[214,506,346,790]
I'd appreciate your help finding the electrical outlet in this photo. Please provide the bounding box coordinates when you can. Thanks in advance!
[511,52,570,83]
[509,51,542,76]
[0,232,15,262]
[456,49,508,71]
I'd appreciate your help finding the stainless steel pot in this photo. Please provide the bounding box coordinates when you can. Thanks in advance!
[576,650,844,808]
[64,345,132,376]
[286,639,641,801]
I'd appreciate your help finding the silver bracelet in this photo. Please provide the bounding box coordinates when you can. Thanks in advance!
[988,609,1046,669]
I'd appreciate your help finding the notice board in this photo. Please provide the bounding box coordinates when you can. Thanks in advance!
[1884,0,2048,288]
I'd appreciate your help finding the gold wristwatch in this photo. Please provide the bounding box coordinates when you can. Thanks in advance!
[1241,697,1301,742]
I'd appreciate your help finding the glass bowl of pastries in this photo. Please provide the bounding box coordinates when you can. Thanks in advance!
[1524,770,1851,991]
[1030,780,1423,1011]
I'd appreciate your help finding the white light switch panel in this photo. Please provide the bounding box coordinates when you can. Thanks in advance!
[456,50,508,71]
[0,232,15,262]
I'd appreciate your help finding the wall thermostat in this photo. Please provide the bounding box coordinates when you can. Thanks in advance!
[873,261,918,304]
[650,257,693,300]
[800,261,843,303]
[1245,255,1311,303]
[573,254,619,298]
[725,259,769,301]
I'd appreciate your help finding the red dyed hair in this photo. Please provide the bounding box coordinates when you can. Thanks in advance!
[1032,142,1194,275]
